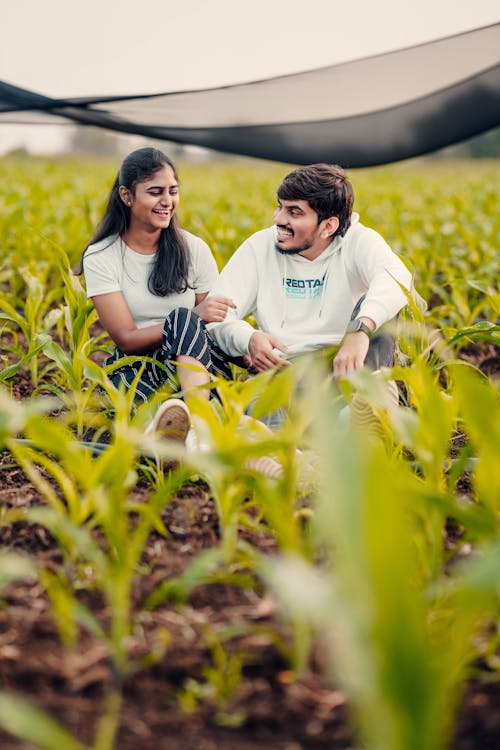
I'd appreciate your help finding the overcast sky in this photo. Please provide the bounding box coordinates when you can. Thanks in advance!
[1,0,499,154]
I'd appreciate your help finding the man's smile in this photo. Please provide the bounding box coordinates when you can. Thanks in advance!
[276,225,294,240]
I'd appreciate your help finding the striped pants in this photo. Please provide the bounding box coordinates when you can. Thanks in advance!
[105,307,233,403]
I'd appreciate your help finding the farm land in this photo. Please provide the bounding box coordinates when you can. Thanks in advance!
[0,156,499,749]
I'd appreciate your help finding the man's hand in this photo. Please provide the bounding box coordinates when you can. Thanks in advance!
[248,332,288,372]
[333,317,375,376]
[333,332,370,376]
[193,296,236,323]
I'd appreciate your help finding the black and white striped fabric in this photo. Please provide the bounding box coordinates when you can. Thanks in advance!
[1,23,499,167]
[106,308,232,403]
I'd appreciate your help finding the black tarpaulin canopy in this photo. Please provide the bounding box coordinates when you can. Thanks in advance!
[1,22,499,167]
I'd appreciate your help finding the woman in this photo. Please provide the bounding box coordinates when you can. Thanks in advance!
[80,147,235,439]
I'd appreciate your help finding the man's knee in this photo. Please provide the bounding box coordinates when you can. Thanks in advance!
[364,331,395,370]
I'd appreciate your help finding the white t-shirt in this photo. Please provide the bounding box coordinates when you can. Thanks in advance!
[83,231,218,328]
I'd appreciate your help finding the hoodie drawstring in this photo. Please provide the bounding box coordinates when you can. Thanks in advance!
[280,253,288,327]
[279,239,342,325]
[318,244,342,318]
[318,265,330,318]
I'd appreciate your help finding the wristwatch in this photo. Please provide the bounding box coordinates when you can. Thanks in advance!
[345,318,373,338]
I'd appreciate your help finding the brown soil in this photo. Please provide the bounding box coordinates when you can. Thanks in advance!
[0,344,499,749]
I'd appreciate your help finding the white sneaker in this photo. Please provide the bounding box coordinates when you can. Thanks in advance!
[184,428,199,452]
[244,455,284,480]
[185,427,211,453]
[145,398,191,443]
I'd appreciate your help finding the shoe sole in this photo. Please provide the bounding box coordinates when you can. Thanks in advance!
[157,404,190,442]
[244,455,284,480]
[350,394,386,441]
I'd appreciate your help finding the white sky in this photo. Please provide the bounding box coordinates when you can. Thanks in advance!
[1,0,499,154]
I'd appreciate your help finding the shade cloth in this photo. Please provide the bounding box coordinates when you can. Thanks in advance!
[1,23,499,166]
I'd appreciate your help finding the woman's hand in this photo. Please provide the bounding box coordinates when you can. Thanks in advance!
[193,294,236,323]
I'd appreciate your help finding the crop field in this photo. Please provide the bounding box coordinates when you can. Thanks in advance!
[0,155,499,750]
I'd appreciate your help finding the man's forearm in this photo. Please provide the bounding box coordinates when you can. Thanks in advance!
[207,319,255,357]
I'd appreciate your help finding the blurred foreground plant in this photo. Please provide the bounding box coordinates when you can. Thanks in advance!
[260,358,500,750]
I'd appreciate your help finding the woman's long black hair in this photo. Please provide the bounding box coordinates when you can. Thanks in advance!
[77,147,191,296]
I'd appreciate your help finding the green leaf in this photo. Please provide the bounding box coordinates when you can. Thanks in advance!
[0,692,86,750]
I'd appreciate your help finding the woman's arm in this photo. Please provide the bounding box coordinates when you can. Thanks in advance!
[93,290,236,354]
[92,291,164,354]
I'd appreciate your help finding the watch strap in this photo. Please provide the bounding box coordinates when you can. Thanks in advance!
[346,319,373,338]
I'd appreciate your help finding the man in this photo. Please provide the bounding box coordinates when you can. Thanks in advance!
[208,163,412,381]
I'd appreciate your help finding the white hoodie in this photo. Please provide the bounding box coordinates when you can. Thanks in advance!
[208,213,412,357]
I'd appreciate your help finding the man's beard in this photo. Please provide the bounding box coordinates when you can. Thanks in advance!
[275,242,312,256]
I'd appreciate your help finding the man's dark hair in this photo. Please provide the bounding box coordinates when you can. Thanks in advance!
[277,163,354,237]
